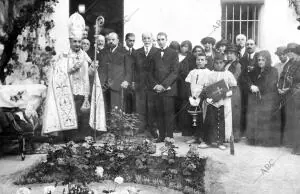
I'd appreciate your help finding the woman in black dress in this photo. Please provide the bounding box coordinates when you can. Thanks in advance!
[224,44,242,141]
[177,40,195,136]
[245,50,281,146]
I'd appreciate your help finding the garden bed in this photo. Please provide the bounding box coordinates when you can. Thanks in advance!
[14,137,206,194]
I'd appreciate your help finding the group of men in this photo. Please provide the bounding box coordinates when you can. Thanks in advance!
[89,31,178,142]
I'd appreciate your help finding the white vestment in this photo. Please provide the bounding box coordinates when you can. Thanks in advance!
[42,49,106,134]
[42,52,78,134]
[206,70,237,141]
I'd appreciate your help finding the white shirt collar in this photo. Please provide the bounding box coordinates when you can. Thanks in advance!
[111,46,118,53]
[248,52,255,59]
[144,45,153,53]
[283,57,290,66]
[240,47,246,56]
[125,45,133,51]
[160,45,168,50]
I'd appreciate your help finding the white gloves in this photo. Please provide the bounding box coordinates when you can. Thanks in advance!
[250,85,259,93]
[121,81,129,89]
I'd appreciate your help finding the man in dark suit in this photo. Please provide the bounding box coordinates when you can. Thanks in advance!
[148,32,179,142]
[123,33,136,113]
[124,33,136,55]
[239,39,257,137]
[236,34,247,59]
[133,32,159,136]
[97,32,132,112]
[239,39,257,72]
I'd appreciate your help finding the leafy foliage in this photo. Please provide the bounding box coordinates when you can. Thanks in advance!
[0,0,58,82]
[15,137,206,194]
[106,107,141,139]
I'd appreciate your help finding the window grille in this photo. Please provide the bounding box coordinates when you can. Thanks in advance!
[221,4,261,44]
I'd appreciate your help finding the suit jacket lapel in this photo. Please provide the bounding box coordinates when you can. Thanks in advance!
[147,46,156,58]
[162,48,170,60]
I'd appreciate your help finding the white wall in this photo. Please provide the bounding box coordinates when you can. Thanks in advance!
[259,0,300,63]
[51,0,300,63]
[124,0,222,48]
[51,0,69,54]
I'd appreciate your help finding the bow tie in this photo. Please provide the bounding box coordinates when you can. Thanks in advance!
[160,48,165,52]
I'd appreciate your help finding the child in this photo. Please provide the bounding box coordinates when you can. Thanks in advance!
[185,53,212,148]
[203,53,237,150]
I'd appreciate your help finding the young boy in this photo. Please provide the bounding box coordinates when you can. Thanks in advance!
[203,53,237,150]
[185,53,212,148]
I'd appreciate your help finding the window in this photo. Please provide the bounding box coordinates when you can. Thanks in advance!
[221,3,262,44]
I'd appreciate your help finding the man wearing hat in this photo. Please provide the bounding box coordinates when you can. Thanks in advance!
[201,37,216,70]
[284,43,299,62]
[43,12,105,140]
[274,46,289,79]
[275,46,290,144]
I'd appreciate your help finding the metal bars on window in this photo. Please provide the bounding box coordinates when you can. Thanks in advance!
[222,4,260,44]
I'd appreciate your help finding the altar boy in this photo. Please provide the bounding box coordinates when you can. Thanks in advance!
[203,53,237,150]
[185,53,211,147]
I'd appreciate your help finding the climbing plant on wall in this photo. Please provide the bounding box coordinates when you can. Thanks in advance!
[0,0,58,83]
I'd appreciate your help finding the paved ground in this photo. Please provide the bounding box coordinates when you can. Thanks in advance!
[0,133,300,194]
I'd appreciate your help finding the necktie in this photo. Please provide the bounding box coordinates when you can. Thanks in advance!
[160,48,164,57]
[145,47,149,56]
[129,48,132,55]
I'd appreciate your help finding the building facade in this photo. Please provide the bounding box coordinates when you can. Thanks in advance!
[53,0,300,63]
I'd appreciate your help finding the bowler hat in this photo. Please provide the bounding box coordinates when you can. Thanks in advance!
[201,37,216,45]
[275,46,287,56]
[285,43,299,54]
[294,45,300,55]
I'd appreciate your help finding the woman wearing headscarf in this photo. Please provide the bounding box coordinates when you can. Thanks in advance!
[245,50,281,146]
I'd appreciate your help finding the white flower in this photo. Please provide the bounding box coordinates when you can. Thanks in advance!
[143,139,150,144]
[114,176,124,184]
[95,166,104,178]
[43,186,56,194]
[114,106,118,109]
[85,136,94,144]
[16,187,31,194]
[82,142,91,149]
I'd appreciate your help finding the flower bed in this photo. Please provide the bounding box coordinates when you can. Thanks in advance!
[15,137,206,194]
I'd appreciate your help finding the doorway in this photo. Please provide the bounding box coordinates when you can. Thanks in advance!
[70,0,124,48]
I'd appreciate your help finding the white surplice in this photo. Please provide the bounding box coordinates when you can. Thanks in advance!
[206,70,237,141]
